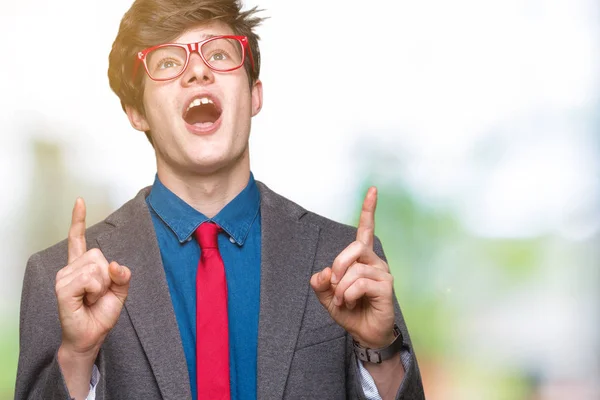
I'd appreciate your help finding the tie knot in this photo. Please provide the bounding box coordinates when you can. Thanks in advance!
[194,222,221,249]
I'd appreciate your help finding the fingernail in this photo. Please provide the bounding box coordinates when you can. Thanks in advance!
[333,297,341,306]
[331,273,338,284]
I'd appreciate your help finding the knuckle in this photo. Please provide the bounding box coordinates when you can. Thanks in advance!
[56,268,65,282]
[80,272,92,285]
[87,263,97,276]
[332,255,342,270]
[55,283,70,301]
[333,284,345,298]
[337,250,351,265]
[56,290,67,304]
[356,278,368,291]
[353,263,366,276]
[88,248,102,259]
[55,275,64,289]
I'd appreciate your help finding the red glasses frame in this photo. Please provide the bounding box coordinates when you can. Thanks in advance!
[133,35,255,81]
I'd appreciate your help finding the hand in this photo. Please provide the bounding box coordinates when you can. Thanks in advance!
[55,198,131,356]
[310,187,396,349]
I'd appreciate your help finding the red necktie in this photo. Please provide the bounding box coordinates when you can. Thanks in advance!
[195,222,230,400]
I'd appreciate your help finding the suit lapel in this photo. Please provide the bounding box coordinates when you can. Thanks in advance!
[96,189,191,400]
[256,183,320,399]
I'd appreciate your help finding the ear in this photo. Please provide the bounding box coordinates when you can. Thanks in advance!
[124,104,150,132]
[251,79,263,117]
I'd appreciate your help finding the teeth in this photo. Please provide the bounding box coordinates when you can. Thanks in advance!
[187,97,214,111]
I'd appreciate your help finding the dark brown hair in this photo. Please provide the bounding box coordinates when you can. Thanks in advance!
[108,0,264,117]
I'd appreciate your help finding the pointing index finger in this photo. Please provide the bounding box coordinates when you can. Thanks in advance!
[68,197,87,264]
[356,187,377,248]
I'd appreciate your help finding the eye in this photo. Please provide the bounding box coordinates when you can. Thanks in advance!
[157,58,180,69]
[208,51,228,62]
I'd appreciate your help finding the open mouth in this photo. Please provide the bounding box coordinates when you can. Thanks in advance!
[183,96,222,129]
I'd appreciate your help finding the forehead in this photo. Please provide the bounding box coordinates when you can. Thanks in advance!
[173,21,235,44]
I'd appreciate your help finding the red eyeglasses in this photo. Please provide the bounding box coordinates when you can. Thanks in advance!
[133,35,255,81]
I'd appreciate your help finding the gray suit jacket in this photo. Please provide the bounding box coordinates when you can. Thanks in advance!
[16,182,425,399]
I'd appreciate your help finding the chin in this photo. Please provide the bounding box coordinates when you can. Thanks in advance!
[180,140,247,174]
[184,155,230,174]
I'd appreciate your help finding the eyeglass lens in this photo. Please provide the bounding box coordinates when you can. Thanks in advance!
[146,38,244,80]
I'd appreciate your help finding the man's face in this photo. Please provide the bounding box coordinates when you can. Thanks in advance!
[127,22,263,177]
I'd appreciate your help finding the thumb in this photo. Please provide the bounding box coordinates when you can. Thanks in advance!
[310,267,335,307]
[108,261,131,304]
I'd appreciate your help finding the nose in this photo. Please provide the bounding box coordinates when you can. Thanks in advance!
[181,51,215,86]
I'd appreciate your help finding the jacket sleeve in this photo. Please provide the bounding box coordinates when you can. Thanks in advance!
[14,252,73,400]
[346,236,426,400]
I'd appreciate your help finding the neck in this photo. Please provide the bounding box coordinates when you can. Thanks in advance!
[156,151,251,218]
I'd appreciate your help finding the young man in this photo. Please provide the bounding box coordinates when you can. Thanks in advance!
[16,0,425,399]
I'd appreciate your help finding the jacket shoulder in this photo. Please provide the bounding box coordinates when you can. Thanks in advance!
[256,180,385,259]
[257,180,357,235]
[28,186,151,273]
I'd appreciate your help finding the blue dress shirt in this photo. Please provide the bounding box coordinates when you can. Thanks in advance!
[146,174,261,400]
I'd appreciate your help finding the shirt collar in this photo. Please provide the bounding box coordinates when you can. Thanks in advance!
[147,173,260,246]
